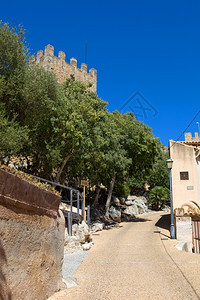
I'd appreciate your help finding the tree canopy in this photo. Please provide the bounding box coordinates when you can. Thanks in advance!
[0,22,168,213]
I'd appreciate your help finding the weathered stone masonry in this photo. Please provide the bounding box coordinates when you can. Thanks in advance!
[31,44,97,92]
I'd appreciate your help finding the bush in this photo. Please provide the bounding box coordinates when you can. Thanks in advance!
[114,180,130,198]
[148,186,169,210]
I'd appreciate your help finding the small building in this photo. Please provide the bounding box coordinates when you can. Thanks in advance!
[169,132,200,252]
[169,132,200,214]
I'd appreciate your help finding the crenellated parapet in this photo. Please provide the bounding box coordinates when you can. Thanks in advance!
[32,44,97,92]
[184,132,200,143]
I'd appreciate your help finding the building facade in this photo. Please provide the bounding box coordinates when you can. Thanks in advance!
[170,132,200,214]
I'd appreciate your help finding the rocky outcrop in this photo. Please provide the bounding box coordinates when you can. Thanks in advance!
[0,169,65,300]
[123,198,148,216]
[109,206,121,222]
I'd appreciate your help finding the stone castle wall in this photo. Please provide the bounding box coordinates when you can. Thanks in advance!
[32,44,97,92]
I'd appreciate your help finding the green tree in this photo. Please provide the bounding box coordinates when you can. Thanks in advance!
[147,151,169,189]
[0,22,62,175]
[0,106,29,161]
[48,76,108,183]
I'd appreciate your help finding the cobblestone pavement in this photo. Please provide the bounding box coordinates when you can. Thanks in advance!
[49,212,200,300]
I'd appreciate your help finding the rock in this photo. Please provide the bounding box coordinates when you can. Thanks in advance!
[90,207,104,221]
[137,196,147,204]
[123,204,138,216]
[125,200,134,206]
[123,199,148,216]
[74,221,91,244]
[109,206,121,222]
[127,195,147,204]
[64,236,82,253]
[92,221,105,232]
[59,202,68,210]
[112,196,120,206]
[133,199,148,214]
[72,224,78,236]
[119,197,125,205]
[127,195,137,201]
[82,242,93,251]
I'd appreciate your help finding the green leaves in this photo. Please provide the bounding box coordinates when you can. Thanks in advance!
[148,186,170,210]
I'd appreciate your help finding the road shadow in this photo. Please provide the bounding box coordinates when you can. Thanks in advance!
[0,239,12,300]
[155,214,170,231]
[121,216,151,223]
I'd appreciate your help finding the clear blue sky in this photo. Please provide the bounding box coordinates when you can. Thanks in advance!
[2,0,200,145]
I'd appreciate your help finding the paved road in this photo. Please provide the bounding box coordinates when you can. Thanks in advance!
[49,212,200,300]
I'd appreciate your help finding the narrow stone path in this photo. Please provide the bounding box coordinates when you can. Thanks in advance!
[49,212,200,300]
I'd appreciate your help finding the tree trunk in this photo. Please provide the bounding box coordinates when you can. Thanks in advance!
[105,174,116,218]
[93,184,101,206]
[55,149,73,183]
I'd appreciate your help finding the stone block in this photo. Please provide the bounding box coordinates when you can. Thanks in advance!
[176,216,192,243]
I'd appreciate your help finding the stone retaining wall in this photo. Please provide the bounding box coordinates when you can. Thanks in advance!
[0,170,65,300]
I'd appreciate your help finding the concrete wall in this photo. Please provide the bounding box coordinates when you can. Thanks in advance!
[169,140,200,213]
[0,170,65,300]
[33,44,97,92]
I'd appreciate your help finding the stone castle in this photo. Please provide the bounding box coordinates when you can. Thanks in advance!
[31,44,97,92]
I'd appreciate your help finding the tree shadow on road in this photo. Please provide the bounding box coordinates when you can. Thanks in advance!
[121,216,152,223]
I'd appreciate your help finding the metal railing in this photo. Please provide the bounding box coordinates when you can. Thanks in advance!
[32,175,90,235]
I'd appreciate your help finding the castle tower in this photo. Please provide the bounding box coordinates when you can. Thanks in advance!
[34,45,97,92]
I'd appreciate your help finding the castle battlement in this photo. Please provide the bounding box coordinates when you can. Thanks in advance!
[32,44,97,92]
[184,132,200,143]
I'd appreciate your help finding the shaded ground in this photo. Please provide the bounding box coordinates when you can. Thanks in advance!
[49,212,200,300]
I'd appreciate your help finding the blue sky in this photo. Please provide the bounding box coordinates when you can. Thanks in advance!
[1,0,200,145]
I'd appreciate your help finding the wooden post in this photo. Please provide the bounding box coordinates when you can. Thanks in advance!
[81,179,89,222]
[83,185,86,221]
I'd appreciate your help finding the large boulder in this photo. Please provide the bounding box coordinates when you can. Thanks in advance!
[123,203,138,216]
[137,196,147,204]
[127,195,147,205]
[90,207,104,221]
[109,206,121,222]
[123,198,148,216]
[133,198,148,214]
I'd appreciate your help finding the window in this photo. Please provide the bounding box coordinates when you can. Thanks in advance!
[180,172,189,180]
